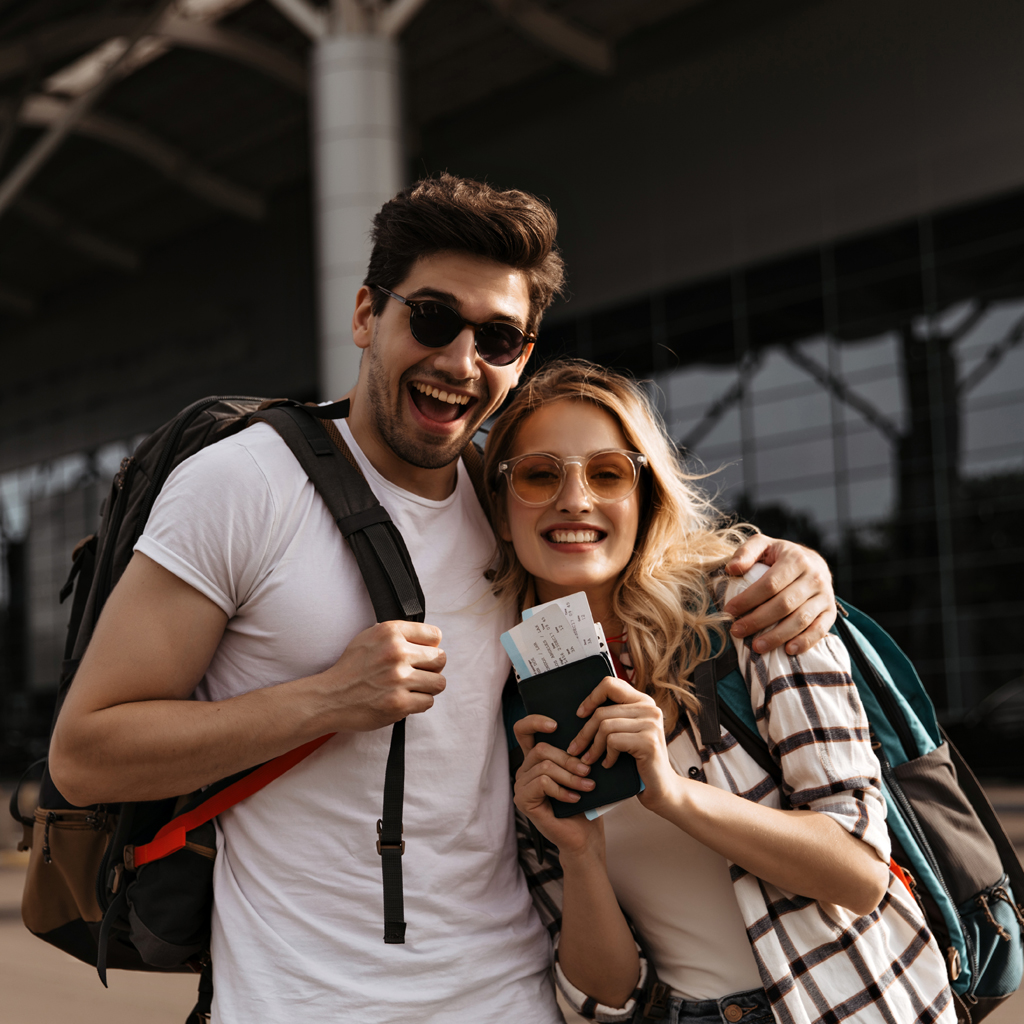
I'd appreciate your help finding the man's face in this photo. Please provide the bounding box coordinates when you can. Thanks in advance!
[355,252,534,471]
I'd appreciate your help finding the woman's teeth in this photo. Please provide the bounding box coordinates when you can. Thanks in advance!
[548,530,601,544]
[411,381,470,406]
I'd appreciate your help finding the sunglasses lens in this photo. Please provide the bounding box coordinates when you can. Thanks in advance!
[474,322,525,366]
[510,456,563,504]
[585,452,638,501]
[410,302,463,348]
[408,299,526,366]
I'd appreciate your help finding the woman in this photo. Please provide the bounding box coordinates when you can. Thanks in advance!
[483,360,953,1024]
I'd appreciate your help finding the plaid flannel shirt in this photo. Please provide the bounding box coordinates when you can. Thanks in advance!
[516,572,955,1024]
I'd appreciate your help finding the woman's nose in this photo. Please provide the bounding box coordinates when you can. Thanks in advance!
[557,464,592,512]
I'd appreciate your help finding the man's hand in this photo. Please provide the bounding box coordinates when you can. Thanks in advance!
[724,535,835,655]
[51,553,447,805]
[312,620,446,733]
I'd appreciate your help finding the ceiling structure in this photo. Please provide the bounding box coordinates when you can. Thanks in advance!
[0,0,735,472]
[0,0,708,327]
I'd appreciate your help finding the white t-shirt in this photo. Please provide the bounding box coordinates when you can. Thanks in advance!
[135,419,560,1024]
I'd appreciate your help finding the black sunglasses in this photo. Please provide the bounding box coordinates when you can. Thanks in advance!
[375,285,534,367]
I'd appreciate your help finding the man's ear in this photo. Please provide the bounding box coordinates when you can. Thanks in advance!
[513,341,535,380]
[352,286,375,350]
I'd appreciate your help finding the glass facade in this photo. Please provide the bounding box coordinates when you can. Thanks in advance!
[540,187,1024,719]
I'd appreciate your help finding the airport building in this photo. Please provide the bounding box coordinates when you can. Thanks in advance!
[2,0,1023,773]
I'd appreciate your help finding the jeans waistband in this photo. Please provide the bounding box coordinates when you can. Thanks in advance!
[664,987,773,1024]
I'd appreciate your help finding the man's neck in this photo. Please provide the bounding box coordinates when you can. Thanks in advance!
[342,390,461,501]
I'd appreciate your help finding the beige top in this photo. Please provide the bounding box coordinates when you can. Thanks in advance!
[602,732,763,1001]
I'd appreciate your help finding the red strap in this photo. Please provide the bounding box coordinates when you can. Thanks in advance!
[890,857,915,898]
[132,734,334,868]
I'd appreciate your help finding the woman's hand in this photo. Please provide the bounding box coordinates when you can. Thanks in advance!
[513,714,603,858]
[569,677,684,813]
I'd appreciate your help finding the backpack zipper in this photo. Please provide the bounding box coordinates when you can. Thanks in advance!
[37,808,109,864]
[880,756,979,994]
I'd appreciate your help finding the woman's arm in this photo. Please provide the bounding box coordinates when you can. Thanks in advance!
[571,676,889,917]
[513,715,641,1008]
[648,774,888,916]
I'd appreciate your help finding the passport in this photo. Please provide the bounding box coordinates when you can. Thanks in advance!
[517,654,643,818]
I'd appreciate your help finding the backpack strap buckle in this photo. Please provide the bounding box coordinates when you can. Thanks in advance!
[376,819,405,855]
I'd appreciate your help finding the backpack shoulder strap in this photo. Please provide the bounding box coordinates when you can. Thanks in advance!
[254,401,416,944]
[131,399,420,946]
[255,402,425,623]
[693,643,784,791]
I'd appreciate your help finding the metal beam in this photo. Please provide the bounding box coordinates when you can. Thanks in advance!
[486,0,613,74]
[958,313,1024,394]
[0,14,306,93]
[13,194,140,271]
[160,18,307,92]
[678,354,761,452]
[378,0,432,37]
[781,344,902,444]
[0,17,129,83]
[265,0,327,40]
[0,0,175,223]
[0,281,34,316]
[947,299,990,344]
[13,94,264,220]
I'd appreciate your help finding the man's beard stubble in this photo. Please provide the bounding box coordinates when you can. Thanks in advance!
[365,341,486,471]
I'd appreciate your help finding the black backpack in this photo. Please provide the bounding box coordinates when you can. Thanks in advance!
[9,396,488,1023]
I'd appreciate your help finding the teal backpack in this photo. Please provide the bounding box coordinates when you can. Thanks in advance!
[694,599,1024,1023]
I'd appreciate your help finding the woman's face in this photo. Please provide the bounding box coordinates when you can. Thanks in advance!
[500,399,641,605]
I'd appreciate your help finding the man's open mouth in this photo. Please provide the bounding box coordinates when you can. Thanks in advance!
[545,529,604,544]
[409,381,475,423]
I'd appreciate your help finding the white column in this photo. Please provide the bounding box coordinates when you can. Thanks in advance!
[312,32,402,399]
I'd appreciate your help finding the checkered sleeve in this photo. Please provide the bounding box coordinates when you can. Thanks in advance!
[552,943,651,1024]
[721,574,891,864]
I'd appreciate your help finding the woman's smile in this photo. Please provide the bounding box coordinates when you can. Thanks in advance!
[543,525,606,546]
[499,399,640,608]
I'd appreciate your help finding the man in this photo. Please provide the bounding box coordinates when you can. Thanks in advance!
[51,175,837,1023]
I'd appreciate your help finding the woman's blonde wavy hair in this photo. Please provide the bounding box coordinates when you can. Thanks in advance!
[483,358,752,716]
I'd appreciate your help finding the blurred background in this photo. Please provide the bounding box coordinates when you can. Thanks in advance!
[0,0,1023,1019]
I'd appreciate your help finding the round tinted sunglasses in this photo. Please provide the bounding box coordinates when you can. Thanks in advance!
[498,450,648,507]
[375,285,534,367]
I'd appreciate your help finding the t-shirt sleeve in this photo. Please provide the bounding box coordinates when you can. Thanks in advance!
[719,572,891,863]
[134,438,278,617]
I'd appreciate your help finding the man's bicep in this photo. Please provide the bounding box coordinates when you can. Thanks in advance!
[64,551,229,714]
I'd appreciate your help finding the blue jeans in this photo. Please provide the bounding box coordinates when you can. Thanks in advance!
[664,987,774,1023]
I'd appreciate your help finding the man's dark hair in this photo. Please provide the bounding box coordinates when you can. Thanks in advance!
[365,174,565,332]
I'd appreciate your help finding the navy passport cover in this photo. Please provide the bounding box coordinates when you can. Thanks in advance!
[517,654,643,818]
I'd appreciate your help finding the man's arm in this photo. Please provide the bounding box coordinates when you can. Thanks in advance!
[49,552,446,806]
[724,536,835,655]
